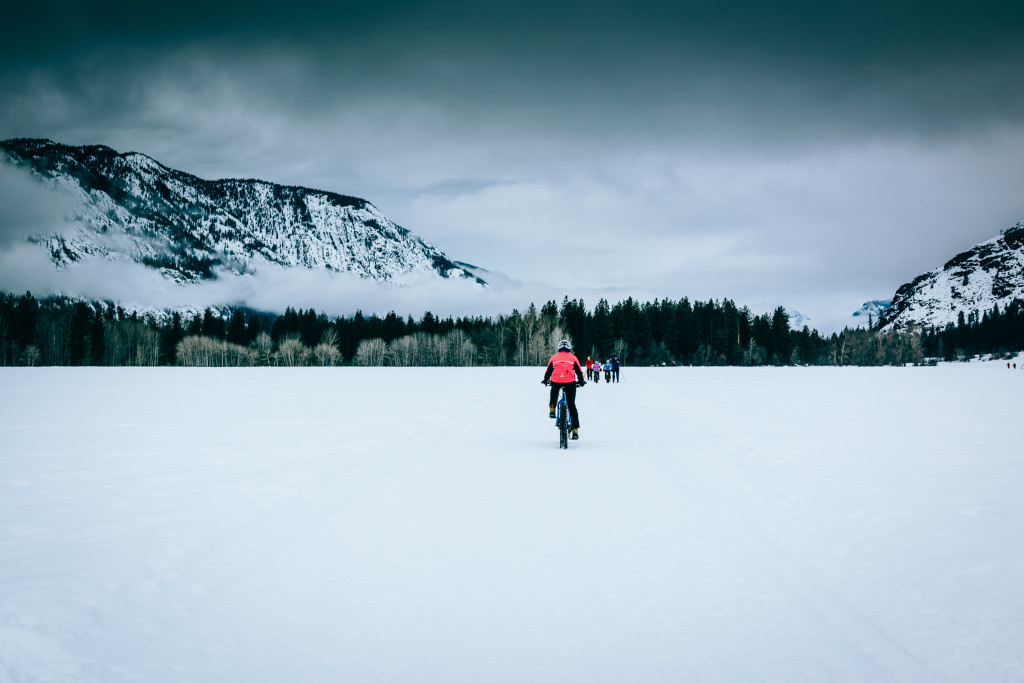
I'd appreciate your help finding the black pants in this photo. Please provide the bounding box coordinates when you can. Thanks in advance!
[549,382,580,429]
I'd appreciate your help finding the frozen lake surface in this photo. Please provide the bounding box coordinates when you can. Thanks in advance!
[1,365,1023,682]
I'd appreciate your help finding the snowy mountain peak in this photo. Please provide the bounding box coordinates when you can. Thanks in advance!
[121,151,168,175]
[878,222,1024,329]
[850,300,891,328]
[0,138,486,287]
[787,309,811,329]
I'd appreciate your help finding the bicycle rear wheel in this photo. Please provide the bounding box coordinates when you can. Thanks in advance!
[557,392,569,449]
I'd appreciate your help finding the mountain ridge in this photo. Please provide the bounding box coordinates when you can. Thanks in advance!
[878,222,1024,330]
[0,138,485,287]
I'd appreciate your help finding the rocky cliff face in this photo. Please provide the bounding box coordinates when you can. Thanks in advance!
[878,223,1024,329]
[0,138,485,287]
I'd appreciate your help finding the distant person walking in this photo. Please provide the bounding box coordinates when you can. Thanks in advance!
[586,356,594,381]
[611,356,620,382]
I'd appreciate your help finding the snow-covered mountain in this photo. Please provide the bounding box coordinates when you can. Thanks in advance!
[850,300,891,328]
[0,138,485,287]
[787,309,811,329]
[878,223,1024,330]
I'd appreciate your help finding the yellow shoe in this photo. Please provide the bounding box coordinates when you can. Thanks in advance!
[571,428,579,440]
[549,405,556,418]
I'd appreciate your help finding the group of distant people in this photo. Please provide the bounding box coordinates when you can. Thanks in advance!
[585,356,620,383]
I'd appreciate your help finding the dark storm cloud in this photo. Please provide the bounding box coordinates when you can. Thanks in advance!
[9,0,1023,57]
[7,0,1024,127]
[2,0,1024,330]
[4,0,1022,161]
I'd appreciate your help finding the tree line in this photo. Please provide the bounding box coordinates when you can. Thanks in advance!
[917,301,1024,362]
[2,290,1022,367]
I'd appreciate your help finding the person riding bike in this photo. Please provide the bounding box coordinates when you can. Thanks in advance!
[542,339,586,439]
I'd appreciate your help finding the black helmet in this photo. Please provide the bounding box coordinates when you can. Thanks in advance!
[557,339,571,352]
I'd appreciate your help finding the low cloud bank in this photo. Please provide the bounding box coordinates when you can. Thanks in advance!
[0,164,79,247]
[0,242,867,333]
[1,233,871,332]
[0,244,643,322]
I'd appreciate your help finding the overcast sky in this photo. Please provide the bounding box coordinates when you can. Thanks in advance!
[3,0,1024,330]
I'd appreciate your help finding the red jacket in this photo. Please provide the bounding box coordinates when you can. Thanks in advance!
[544,351,584,384]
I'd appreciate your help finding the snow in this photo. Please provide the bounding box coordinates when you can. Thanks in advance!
[1,365,1023,682]
[882,225,1024,330]
[3,139,482,288]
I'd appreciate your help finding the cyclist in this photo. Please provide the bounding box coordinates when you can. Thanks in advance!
[542,339,586,439]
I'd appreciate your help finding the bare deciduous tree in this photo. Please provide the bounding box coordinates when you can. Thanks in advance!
[20,345,41,366]
[277,335,309,367]
[177,336,255,366]
[353,338,387,366]
[442,329,476,366]
[313,342,341,366]
[250,332,274,366]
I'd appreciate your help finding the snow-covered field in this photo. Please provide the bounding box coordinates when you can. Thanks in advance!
[2,365,1023,682]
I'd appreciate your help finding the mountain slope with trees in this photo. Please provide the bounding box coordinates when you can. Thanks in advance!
[0,138,484,286]
[878,222,1024,330]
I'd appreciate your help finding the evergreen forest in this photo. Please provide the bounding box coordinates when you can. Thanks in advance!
[2,290,1023,367]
